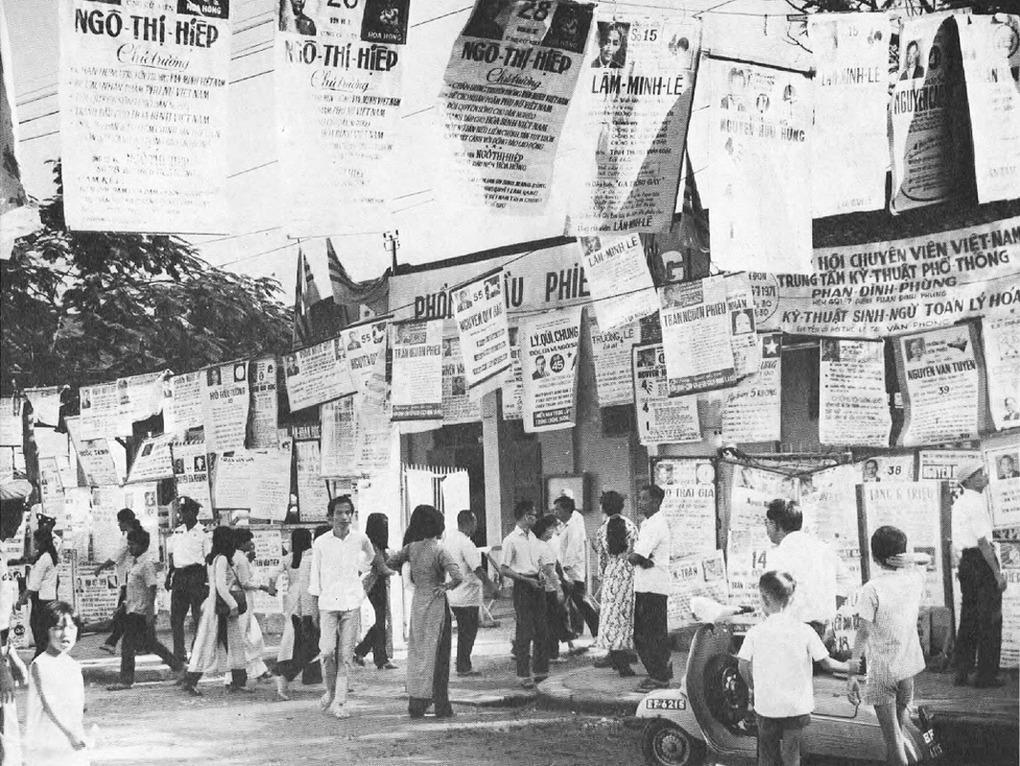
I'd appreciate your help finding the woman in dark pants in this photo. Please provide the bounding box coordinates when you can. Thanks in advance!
[354,513,397,669]
[20,530,59,658]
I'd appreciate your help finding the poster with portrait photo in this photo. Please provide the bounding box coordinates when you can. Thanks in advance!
[650,457,717,558]
[170,440,213,519]
[576,235,657,330]
[819,339,891,448]
[983,313,1020,432]
[125,433,175,484]
[1000,540,1020,667]
[667,549,729,630]
[202,362,251,453]
[391,319,444,422]
[343,316,391,408]
[521,307,583,433]
[721,333,781,444]
[283,337,357,412]
[164,371,204,437]
[442,338,483,424]
[78,382,125,440]
[501,323,524,420]
[451,268,512,400]
[249,356,280,449]
[632,343,701,445]
[986,442,1020,529]
[854,454,916,484]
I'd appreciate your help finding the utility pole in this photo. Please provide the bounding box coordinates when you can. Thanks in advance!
[383,230,400,271]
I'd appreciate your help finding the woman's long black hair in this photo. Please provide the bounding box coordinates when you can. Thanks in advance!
[364,513,389,551]
[290,528,312,568]
[207,525,236,565]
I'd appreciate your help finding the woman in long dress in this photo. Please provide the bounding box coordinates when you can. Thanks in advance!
[181,527,246,695]
[386,505,462,719]
[227,528,269,686]
[593,491,638,676]
[270,528,316,700]
[354,513,397,670]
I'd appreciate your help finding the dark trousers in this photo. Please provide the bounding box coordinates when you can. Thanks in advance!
[568,580,600,638]
[512,581,549,678]
[120,613,181,685]
[104,586,128,648]
[355,579,389,667]
[954,549,1003,682]
[170,565,207,662]
[276,615,320,682]
[29,595,54,658]
[451,605,480,673]
[408,607,452,717]
[634,592,671,682]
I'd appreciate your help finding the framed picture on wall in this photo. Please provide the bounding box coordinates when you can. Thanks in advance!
[544,473,589,514]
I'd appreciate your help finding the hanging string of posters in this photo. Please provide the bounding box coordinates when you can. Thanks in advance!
[391,319,444,422]
[442,338,483,425]
[751,217,1020,337]
[667,549,729,630]
[709,58,813,274]
[213,442,294,522]
[632,343,701,445]
[202,362,251,453]
[439,0,595,212]
[895,323,984,447]
[819,339,891,448]
[589,316,637,407]
[164,371,204,437]
[807,13,889,217]
[57,0,230,232]
[982,314,1020,431]
[249,357,279,449]
[986,441,1020,530]
[274,0,409,235]
[577,234,657,330]
[721,333,781,444]
[450,268,512,400]
[520,306,583,432]
[650,457,716,557]
[170,440,212,520]
[568,14,701,235]
[283,338,356,412]
[296,440,329,523]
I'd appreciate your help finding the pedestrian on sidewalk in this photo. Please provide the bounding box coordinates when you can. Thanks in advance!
[1,496,28,766]
[107,529,182,691]
[93,508,141,655]
[166,497,210,664]
[224,528,270,686]
[354,513,398,671]
[593,491,637,676]
[630,484,673,691]
[444,510,492,677]
[500,500,549,689]
[19,530,59,658]
[387,505,462,719]
[553,493,599,643]
[271,528,317,700]
[533,514,573,662]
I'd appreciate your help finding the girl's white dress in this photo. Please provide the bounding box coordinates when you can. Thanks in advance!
[25,652,88,766]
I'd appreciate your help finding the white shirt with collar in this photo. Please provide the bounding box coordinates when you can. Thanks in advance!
[308,529,375,612]
[765,530,851,625]
[951,488,992,554]
[112,533,132,582]
[169,523,210,568]
[27,552,59,600]
[501,526,541,576]
[633,511,672,595]
[559,511,587,583]
[445,529,483,608]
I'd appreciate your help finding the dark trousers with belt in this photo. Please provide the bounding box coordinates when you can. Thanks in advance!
[104,586,128,648]
[120,613,181,685]
[355,579,389,667]
[451,605,480,673]
[567,580,600,638]
[170,565,207,662]
[634,592,671,682]
[512,581,549,678]
[954,549,1002,682]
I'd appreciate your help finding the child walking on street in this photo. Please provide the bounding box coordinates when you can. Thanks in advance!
[738,571,848,766]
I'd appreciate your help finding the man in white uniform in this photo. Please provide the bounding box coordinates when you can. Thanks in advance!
[166,497,210,663]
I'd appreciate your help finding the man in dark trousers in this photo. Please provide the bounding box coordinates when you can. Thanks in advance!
[552,493,599,643]
[166,496,210,663]
[500,500,548,689]
[630,485,673,691]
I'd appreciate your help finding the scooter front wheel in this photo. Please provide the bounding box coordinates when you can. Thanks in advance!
[641,719,707,766]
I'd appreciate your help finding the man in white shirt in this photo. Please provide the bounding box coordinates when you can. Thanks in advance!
[553,494,599,642]
[94,508,138,654]
[630,485,673,691]
[446,510,492,676]
[951,460,1005,688]
[166,497,211,663]
[500,500,548,688]
[309,495,380,718]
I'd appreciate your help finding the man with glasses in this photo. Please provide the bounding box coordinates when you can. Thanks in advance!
[500,500,548,689]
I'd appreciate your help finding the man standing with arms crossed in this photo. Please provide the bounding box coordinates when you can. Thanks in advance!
[630,485,673,691]
[553,492,599,645]
[166,497,210,664]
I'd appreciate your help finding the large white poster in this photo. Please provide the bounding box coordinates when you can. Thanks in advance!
[202,362,250,453]
[296,440,329,524]
[799,465,863,587]
[320,397,358,477]
[274,0,408,235]
[164,371,204,437]
[808,13,889,216]
[439,0,594,212]
[667,549,729,631]
[1000,540,1020,668]
[986,441,1020,530]
[632,343,701,445]
[589,316,637,407]
[0,397,22,446]
[983,314,1020,431]
[116,372,166,428]
[709,59,813,273]
[213,442,294,522]
[249,357,279,449]
[442,338,483,425]
[652,457,717,558]
[918,449,980,482]
[391,319,444,421]
[721,333,781,444]
[250,528,283,614]
[170,440,212,520]
[66,416,121,487]
[79,382,126,439]
[726,466,796,600]
[819,339,891,447]
[283,338,356,412]
[125,433,174,484]
[58,0,230,232]
[568,15,700,234]
[577,234,657,330]
[24,387,61,428]
[451,268,512,399]
[342,318,390,406]
[520,307,583,433]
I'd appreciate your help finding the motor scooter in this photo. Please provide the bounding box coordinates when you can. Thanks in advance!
[634,611,942,766]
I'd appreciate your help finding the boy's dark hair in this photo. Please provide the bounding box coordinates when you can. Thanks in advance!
[513,499,535,520]
[532,515,559,539]
[553,495,575,513]
[600,490,624,516]
[41,600,77,632]
[607,516,628,555]
[870,525,907,566]
[456,510,476,529]
[759,570,796,608]
[127,528,150,553]
[766,498,803,532]
[328,495,355,516]
[116,507,137,524]
[232,527,254,546]
[643,484,665,504]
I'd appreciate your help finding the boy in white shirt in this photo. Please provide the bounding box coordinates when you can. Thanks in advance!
[738,570,848,766]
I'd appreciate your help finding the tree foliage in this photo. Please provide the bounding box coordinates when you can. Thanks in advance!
[1,162,292,395]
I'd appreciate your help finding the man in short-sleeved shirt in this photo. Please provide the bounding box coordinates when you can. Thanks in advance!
[166,497,211,663]
[500,500,549,686]
[630,485,673,691]
[446,510,491,675]
[554,494,599,640]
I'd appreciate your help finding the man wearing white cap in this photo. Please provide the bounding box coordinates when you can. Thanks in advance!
[950,459,1005,688]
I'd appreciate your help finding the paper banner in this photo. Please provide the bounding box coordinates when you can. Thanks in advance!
[24,387,61,427]
[721,333,781,444]
[667,549,729,630]
[0,397,22,446]
[320,397,358,477]
[521,306,583,432]
[250,528,283,613]
[651,457,717,557]
[202,362,251,453]
[918,449,980,482]
[819,339,891,447]
[283,338,357,412]
[799,464,864,586]
[987,442,1020,530]
[213,442,294,522]
[249,356,279,449]
[125,433,174,484]
[391,319,444,421]
[450,268,512,399]
[164,371,204,437]
[632,343,701,445]
[501,323,525,420]
[170,440,212,520]
[442,338,483,424]
[66,416,121,487]
[342,317,390,407]
[296,440,330,523]
[983,314,1020,431]
[79,382,126,439]
[577,234,657,330]
[589,316,637,407]
[57,0,230,232]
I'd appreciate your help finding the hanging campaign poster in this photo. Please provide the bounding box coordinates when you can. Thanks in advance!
[819,339,891,447]
[75,568,121,625]
[355,405,395,472]
[38,456,64,517]
[521,306,583,432]
[442,338,483,425]
[126,433,174,484]
[918,449,980,482]
[1001,540,1020,667]
[667,549,729,630]
[889,13,960,214]
[721,333,781,444]
[987,442,1020,529]
[709,58,813,274]
[274,0,408,236]
[121,483,160,534]
[321,397,358,477]
[727,466,797,599]
[170,440,211,515]
[799,464,863,586]
[250,528,283,613]
[249,357,279,449]
[202,362,250,453]
[58,0,230,232]
[862,481,944,606]
[391,319,444,421]
[342,317,390,407]
[0,397,21,446]
[283,337,356,412]
[632,343,701,445]
[79,382,125,439]
[164,371,204,437]
[569,15,700,235]
[296,440,330,523]
[91,486,126,562]
[117,371,167,429]
[983,314,1020,431]
[589,316,637,407]
[439,0,595,212]
[895,324,983,447]
[577,235,657,330]
[855,453,916,483]
[213,442,293,522]
[66,417,121,487]
[956,15,1020,205]
[450,268,512,399]
[24,387,61,428]
[651,457,717,557]
[807,14,889,217]
[501,324,525,420]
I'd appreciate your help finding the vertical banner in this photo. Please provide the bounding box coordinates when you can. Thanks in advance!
[164,371,204,437]
[709,59,813,273]
[807,13,889,217]
[442,338,483,424]
[568,15,701,234]
[170,440,212,519]
[721,333,781,444]
[342,317,390,406]
[986,442,1020,530]
[450,268,513,399]
[889,13,961,214]
[667,549,728,630]
[520,306,583,432]
[439,0,594,212]
[895,324,983,447]
[58,0,230,232]
[274,0,409,235]
[296,440,330,523]
[956,15,1020,205]
[799,465,863,586]
[501,324,525,420]
[983,314,1020,431]
[391,320,444,421]
[249,356,279,449]
[588,316,637,406]
[79,382,125,439]
[650,457,717,557]
[283,338,357,412]
[819,339,891,447]
[202,362,251,453]
[320,398,358,477]
[632,343,701,445]
[577,234,657,330]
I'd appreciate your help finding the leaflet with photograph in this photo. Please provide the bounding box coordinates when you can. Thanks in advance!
[983,314,1020,431]
[249,356,280,449]
[568,15,700,235]
[296,440,330,523]
[164,371,204,437]
[451,269,512,399]
[577,234,657,330]
[58,0,230,232]
[75,568,122,625]
[987,443,1020,530]
[799,465,864,586]
[202,362,251,453]
[721,333,781,444]
[439,0,595,212]
[918,449,980,482]
[79,382,125,439]
[213,442,294,522]
[121,482,160,534]
[999,540,1020,667]
[896,324,982,447]
[391,319,444,421]
[632,343,700,445]
[442,338,483,425]
[501,323,525,420]
[283,337,357,412]
[651,457,717,558]
[855,453,916,483]
[117,371,167,429]
[126,433,175,484]
[589,316,637,406]
[320,397,358,477]
[819,339,891,447]
[24,387,61,428]
[667,549,729,630]
[342,317,390,407]
[170,440,213,519]
[521,306,583,432]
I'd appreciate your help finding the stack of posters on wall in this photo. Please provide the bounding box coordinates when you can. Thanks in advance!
[632,343,700,445]
[450,268,512,400]
[249,356,280,448]
[58,0,230,232]
[986,442,1020,530]
[442,339,483,424]
[567,15,700,235]
[439,0,594,212]
[203,363,251,452]
[391,319,443,427]
[651,458,717,557]
[577,235,657,330]
[213,441,293,522]
[667,549,728,630]
[274,0,409,235]
[589,316,637,407]
[283,339,356,413]
[164,371,204,437]
[721,333,781,444]
[819,339,891,447]
[520,307,583,432]
[170,440,212,520]
[726,466,798,599]
[983,314,1020,431]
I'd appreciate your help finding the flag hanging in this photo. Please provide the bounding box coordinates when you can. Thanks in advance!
[292,249,322,348]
